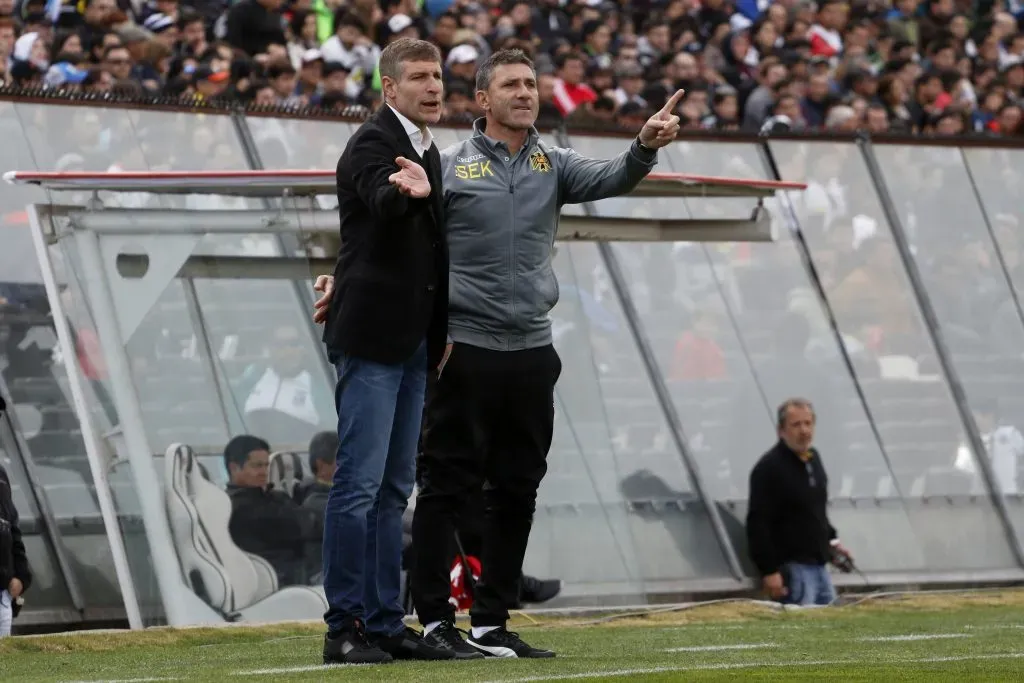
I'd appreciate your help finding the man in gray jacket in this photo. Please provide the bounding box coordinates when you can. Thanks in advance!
[315,48,681,659]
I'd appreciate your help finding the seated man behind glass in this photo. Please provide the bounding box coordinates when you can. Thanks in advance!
[225,435,319,586]
[297,430,338,578]
[233,325,335,446]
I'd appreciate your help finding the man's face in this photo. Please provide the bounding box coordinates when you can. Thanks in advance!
[231,449,270,488]
[588,25,612,53]
[559,57,584,85]
[479,62,538,130]
[648,24,670,52]
[671,53,699,81]
[808,74,830,101]
[433,16,457,45]
[339,25,362,46]
[86,0,116,25]
[621,74,643,96]
[300,60,322,86]
[450,59,476,81]
[383,59,443,125]
[270,327,305,377]
[866,107,888,132]
[272,71,297,97]
[324,69,348,93]
[445,91,471,115]
[105,48,132,80]
[779,405,815,453]
[0,26,15,58]
[537,73,556,103]
[315,457,337,483]
[178,23,204,53]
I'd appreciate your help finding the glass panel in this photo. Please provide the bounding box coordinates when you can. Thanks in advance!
[918,147,1024,541]
[0,420,77,616]
[770,140,1017,570]
[534,242,732,594]
[557,134,678,219]
[1,102,124,619]
[192,278,336,450]
[43,218,164,625]
[53,203,327,625]
[650,139,927,572]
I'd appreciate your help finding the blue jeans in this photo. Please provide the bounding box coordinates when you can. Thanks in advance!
[781,563,837,606]
[322,341,426,636]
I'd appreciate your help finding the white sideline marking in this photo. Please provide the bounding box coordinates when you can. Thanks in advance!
[859,633,971,642]
[232,664,353,675]
[477,652,1024,683]
[65,679,182,683]
[664,642,777,652]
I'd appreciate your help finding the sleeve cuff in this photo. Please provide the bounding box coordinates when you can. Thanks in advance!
[631,137,658,164]
[829,538,841,547]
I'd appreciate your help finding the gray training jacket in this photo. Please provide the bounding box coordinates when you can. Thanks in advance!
[440,119,658,351]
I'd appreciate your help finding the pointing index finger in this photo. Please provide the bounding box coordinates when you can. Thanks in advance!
[660,88,686,115]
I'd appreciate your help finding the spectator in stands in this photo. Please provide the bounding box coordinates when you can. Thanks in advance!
[298,430,337,511]
[954,398,1024,495]
[746,399,853,606]
[232,324,335,447]
[1,395,32,638]
[0,0,1020,139]
[297,430,337,578]
[224,434,318,587]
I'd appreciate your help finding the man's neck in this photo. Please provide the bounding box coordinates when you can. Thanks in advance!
[387,100,427,135]
[483,116,530,155]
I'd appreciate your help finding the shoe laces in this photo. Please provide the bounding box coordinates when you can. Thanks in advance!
[434,620,470,647]
[487,627,522,645]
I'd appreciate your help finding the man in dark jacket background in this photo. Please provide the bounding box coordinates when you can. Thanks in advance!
[1,395,32,637]
[746,398,854,607]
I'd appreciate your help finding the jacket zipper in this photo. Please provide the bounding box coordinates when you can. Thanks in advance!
[508,151,518,352]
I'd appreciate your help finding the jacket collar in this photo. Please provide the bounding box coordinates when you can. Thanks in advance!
[471,117,540,154]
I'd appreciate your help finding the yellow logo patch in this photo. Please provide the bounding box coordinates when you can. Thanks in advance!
[529,151,551,173]
[454,160,494,179]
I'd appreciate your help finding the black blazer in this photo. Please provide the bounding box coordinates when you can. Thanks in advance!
[324,106,449,370]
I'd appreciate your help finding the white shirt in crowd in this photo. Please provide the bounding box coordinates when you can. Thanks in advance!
[955,425,1024,495]
[244,368,320,427]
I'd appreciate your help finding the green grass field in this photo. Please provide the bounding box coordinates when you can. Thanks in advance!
[4,591,1024,682]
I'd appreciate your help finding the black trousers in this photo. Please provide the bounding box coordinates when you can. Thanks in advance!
[411,342,561,627]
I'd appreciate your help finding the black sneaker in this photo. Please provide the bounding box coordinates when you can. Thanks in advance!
[423,620,486,660]
[467,627,556,659]
[519,575,562,605]
[323,621,393,664]
[371,626,456,661]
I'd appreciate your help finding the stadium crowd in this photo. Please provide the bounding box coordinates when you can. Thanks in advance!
[0,0,1022,136]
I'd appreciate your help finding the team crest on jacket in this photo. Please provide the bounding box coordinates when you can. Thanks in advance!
[529,151,552,173]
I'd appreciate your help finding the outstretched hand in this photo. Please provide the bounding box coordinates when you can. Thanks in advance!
[389,156,431,198]
[639,88,684,149]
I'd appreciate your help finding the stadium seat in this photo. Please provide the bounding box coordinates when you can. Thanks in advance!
[268,450,305,499]
[164,443,328,622]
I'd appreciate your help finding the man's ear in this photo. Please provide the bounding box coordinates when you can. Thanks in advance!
[475,89,489,111]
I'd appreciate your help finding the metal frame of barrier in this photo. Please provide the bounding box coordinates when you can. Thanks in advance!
[11,169,803,627]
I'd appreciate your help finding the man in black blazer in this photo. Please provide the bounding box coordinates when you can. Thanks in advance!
[317,38,454,665]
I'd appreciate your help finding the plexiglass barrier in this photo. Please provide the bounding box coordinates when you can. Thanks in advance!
[3,100,1024,628]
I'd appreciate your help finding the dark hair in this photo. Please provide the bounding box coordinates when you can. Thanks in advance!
[224,435,270,472]
[378,38,441,84]
[476,48,535,91]
[776,398,815,429]
[308,431,339,472]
